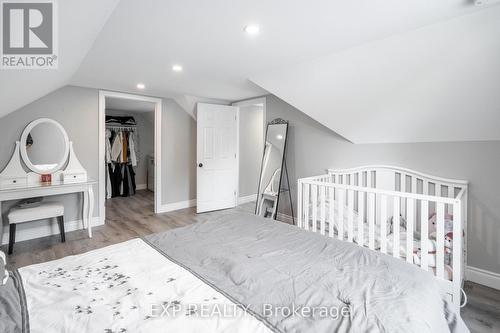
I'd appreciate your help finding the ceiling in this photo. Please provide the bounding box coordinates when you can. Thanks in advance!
[2,0,500,143]
[0,0,120,119]
[106,97,155,113]
[251,5,500,143]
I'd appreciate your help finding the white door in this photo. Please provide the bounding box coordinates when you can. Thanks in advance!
[197,103,238,213]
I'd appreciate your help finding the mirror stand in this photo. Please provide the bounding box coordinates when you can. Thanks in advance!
[255,118,295,224]
[277,158,295,224]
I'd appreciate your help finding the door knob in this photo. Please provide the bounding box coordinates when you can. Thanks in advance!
[198,163,203,168]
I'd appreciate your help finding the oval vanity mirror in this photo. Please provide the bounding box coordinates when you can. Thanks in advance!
[20,118,69,174]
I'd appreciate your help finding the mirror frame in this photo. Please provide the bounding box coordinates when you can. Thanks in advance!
[255,118,289,219]
[20,118,70,174]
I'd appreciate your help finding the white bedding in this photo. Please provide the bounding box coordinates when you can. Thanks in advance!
[19,239,271,333]
[310,201,442,270]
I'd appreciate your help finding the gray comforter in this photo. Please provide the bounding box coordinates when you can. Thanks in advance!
[1,212,468,332]
[145,212,469,333]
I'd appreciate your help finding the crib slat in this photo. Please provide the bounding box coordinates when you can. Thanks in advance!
[420,200,429,271]
[312,185,318,232]
[297,181,303,228]
[423,181,429,195]
[393,196,400,258]
[406,199,415,264]
[357,191,364,246]
[368,193,375,250]
[304,184,310,231]
[448,186,454,214]
[367,171,372,188]
[338,189,344,240]
[348,190,354,242]
[329,185,334,238]
[435,183,442,196]
[436,203,445,279]
[320,186,326,235]
[453,202,461,287]
[380,195,388,254]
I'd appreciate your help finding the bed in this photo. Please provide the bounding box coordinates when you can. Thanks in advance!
[297,165,468,311]
[1,210,468,332]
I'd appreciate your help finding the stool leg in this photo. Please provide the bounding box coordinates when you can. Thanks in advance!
[58,216,66,243]
[8,224,16,255]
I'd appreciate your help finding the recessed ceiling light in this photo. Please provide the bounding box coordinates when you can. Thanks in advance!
[244,24,260,35]
[172,64,183,72]
[136,83,145,89]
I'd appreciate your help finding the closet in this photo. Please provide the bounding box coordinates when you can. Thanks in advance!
[105,116,139,198]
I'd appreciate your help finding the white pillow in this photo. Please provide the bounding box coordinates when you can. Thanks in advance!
[0,250,8,286]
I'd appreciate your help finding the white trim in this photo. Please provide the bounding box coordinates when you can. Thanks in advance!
[98,90,162,221]
[231,97,267,213]
[328,165,469,187]
[1,217,102,245]
[238,194,257,205]
[466,266,500,290]
[135,184,148,191]
[276,213,294,225]
[157,199,196,213]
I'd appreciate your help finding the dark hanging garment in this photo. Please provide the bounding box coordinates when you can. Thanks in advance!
[112,164,123,198]
[122,165,130,197]
[128,165,136,195]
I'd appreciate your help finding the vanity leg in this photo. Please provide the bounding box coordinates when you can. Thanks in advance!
[87,185,94,238]
[8,224,16,255]
[82,188,89,230]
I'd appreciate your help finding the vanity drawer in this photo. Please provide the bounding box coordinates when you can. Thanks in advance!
[63,172,87,183]
[0,176,27,187]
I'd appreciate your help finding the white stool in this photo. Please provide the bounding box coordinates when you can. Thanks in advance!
[7,202,65,254]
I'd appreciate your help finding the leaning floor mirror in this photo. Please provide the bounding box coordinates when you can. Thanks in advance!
[255,118,294,222]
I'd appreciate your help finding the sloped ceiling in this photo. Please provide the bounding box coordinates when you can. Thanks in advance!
[2,0,499,143]
[251,5,500,143]
[70,0,485,102]
[0,0,121,118]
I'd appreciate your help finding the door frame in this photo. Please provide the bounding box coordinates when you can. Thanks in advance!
[231,97,267,204]
[98,90,162,222]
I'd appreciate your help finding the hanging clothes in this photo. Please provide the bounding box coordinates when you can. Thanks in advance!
[105,129,113,199]
[105,115,140,198]
[111,131,123,162]
[129,133,137,167]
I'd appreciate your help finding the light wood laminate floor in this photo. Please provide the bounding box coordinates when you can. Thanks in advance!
[3,190,500,332]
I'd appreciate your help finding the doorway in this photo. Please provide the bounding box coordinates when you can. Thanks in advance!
[98,91,162,223]
[233,98,265,208]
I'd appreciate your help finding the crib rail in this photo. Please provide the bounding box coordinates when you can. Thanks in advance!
[297,170,467,311]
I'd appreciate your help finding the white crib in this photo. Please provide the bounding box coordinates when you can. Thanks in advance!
[297,165,468,311]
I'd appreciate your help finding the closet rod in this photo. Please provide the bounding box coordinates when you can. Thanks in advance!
[106,125,136,131]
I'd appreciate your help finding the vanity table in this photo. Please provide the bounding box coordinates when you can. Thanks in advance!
[0,180,96,239]
[0,118,94,244]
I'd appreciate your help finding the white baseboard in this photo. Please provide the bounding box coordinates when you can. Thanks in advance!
[136,184,148,190]
[157,199,196,213]
[1,217,103,246]
[276,213,295,225]
[466,266,500,290]
[238,194,257,205]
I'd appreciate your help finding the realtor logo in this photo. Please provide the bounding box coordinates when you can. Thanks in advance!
[1,0,58,69]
